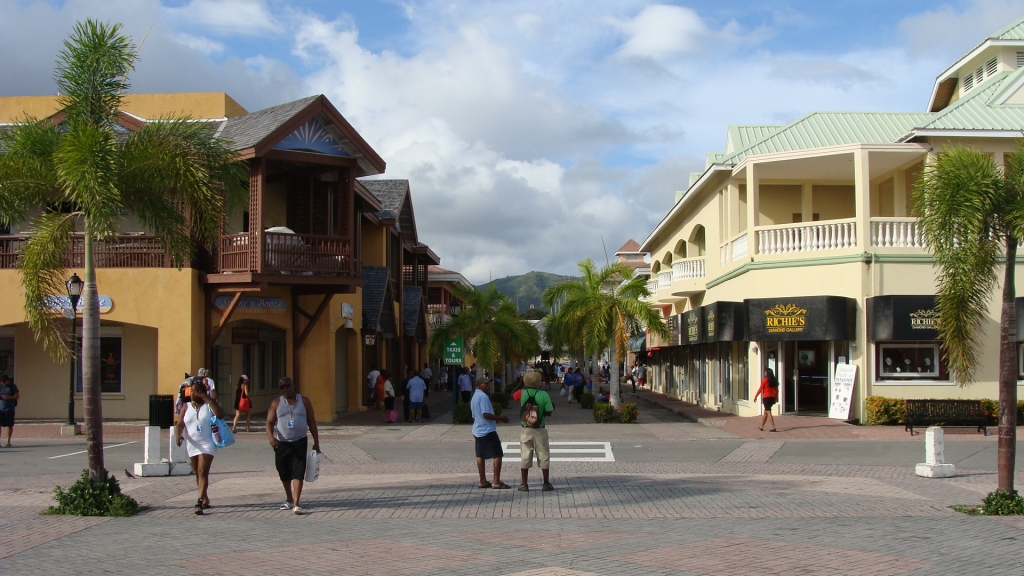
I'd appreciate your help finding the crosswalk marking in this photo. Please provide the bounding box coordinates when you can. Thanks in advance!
[501,441,615,462]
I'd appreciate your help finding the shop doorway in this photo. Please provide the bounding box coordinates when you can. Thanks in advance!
[764,341,833,415]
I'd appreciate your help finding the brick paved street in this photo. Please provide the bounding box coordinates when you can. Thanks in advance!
[3,407,1024,575]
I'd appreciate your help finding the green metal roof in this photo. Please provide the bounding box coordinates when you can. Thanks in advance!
[722,112,932,164]
[705,151,726,168]
[688,172,702,187]
[920,69,1024,131]
[725,125,782,153]
[990,17,1024,40]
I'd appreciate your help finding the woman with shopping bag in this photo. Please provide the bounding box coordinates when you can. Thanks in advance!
[266,377,322,515]
[231,375,251,433]
[175,378,225,515]
[381,370,397,423]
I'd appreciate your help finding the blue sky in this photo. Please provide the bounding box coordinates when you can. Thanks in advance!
[2,0,1021,282]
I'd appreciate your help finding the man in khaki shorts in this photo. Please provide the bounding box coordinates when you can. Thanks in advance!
[513,370,554,491]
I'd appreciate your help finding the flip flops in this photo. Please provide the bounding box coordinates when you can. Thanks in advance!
[517,484,529,492]
[492,482,511,489]
[542,483,555,491]
[194,499,204,515]
[279,502,292,510]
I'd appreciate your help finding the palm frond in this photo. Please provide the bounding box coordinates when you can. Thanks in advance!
[55,19,133,128]
[19,211,77,363]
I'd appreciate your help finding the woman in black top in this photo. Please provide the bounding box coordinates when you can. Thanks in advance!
[231,375,251,433]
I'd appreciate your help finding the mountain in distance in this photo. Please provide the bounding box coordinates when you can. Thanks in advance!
[474,271,574,313]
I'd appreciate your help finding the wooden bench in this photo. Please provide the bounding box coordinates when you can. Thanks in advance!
[904,399,987,435]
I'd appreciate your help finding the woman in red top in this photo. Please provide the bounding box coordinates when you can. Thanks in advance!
[754,368,779,432]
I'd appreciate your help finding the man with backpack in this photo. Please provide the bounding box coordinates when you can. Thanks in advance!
[513,370,554,492]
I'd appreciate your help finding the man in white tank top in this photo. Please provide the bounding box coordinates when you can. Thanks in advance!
[266,376,321,515]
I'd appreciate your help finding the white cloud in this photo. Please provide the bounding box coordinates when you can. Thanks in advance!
[162,0,282,37]
[610,4,713,60]
[172,32,225,55]
[898,0,1024,60]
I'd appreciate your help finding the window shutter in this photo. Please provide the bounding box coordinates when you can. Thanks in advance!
[964,73,974,91]
[1017,52,1024,68]
[976,67,984,85]
[986,56,998,77]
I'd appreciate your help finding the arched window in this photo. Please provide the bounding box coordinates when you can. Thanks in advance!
[689,225,706,257]
[673,239,688,259]
[662,252,673,266]
[651,261,661,274]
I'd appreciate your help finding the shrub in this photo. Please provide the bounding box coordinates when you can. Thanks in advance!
[979,399,999,424]
[47,470,140,517]
[579,392,595,409]
[979,490,1024,516]
[864,396,906,425]
[618,403,639,423]
[593,402,614,423]
[453,402,472,424]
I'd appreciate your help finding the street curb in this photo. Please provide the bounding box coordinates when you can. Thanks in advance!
[629,392,726,427]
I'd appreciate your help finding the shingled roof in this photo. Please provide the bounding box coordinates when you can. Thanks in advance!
[402,287,427,343]
[361,266,395,336]
[360,179,408,220]
[217,95,319,150]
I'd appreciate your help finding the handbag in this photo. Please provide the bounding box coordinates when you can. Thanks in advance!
[388,409,399,423]
[305,450,321,482]
[238,397,251,412]
[211,415,236,447]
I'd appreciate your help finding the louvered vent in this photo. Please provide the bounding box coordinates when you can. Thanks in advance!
[1018,51,1024,68]
[976,67,984,85]
[964,73,974,91]
[986,56,998,77]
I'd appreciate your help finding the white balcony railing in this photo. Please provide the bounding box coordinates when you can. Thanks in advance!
[720,243,729,266]
[732,232,749,259]
[658,271,672,287]
[646,278,659,294]
[871,218,925,248]
[672,257,706,281]
[756,218,857,255]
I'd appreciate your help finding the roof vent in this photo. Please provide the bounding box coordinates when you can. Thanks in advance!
[976,67,984,86]
[964,72,974,91]
[1018,51,1024,68]
[986,56,998,77]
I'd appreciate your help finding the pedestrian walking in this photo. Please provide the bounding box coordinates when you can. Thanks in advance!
[407,369,427,423]
[471,378,510,489]
[174,378,224,515]
[366,365,380,408]
[231,375,251,433]
[754,368,780,432]
[381,370,396,423]
[571,368,585,403]
[266,377,321,515]
[0,374,19,447]
[421,362,434,390]
[374,371,386,410]
[636,363,647,389]
[440,366,449,391]
[512,370,554,492]
[401,367,412,422]
[458,366,474,403]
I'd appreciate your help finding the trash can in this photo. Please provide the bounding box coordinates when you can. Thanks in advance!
[149,394,175,429]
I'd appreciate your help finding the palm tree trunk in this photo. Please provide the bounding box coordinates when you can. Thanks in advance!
[609,339,621,408]
[998,235,1018,494]
[82,221,105,481]
[591,350,599,397]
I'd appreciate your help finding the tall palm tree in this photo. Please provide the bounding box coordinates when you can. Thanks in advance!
[913,145,1024,495]
[0,20,245,481]
[543,259,668,407]
[429,285,540,391]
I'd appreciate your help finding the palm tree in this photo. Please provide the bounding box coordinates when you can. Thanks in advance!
[429,285,540,392]
[913,145,1024,495]
[543,259,668,407]
[0,20,245,481]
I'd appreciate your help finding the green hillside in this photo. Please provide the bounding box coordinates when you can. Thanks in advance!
[475,271,573,313]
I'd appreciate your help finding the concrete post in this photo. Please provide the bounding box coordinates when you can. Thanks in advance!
[915,426,955,478]
[854,148,871,250]
[132,426,169,477]
[168,426,191,476]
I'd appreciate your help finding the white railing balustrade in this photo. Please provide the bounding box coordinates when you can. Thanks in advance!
[672,258,706,281]
[658,271,672,288]
[720,244,729,266]
[870,218,926,248]
[731,233,749,260]
[646,278,659,293]
[755,218,857,255]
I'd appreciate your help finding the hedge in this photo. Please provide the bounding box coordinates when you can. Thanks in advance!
[865,396,1024,426]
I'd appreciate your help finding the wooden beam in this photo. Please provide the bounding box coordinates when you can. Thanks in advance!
[213,284,264,293]
[296,293,333,349]
[209,291,243,349]
[296,305,313,321]
[262,149,358,167]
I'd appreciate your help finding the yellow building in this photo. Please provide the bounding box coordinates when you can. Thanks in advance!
[0,93,437,421]
[639,19,1024,422]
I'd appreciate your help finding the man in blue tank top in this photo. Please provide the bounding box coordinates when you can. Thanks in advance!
[266,376,321,515]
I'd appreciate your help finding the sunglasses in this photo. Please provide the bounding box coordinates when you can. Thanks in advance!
[279,384,292,390]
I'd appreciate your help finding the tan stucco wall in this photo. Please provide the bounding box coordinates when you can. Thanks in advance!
[0,92,246,123]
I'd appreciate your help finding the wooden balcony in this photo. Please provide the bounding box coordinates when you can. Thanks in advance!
[212,231,355,282]
[0,234,173,269]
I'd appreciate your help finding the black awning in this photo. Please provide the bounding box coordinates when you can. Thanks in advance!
[1017,298,1024,342]
[867,295,938,341]
[745,296,856,341]
[682,308,705,344]
[704,301,746,342]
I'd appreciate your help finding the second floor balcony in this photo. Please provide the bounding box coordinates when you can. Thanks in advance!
[217,231,354,276]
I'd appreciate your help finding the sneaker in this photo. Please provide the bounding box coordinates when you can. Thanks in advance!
[292,506,305,515]
[279,502,292,510]
[542,483,555,492]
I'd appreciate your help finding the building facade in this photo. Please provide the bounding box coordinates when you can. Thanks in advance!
[0,93,437,420]
[639,19,1024,422]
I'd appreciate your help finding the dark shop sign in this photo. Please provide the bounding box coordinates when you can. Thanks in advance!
[667,314,680,345]
[682,307,704,344]
[867,295,939,341]
[746,296,856,342]
[703,301,745,342]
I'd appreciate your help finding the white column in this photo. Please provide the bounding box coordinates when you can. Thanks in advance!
[854,149,871,250]
[801,183,813,223]
[915,426,956,478]
[728,181,741,238]
[745,163,759,256]
[893,169,907,217]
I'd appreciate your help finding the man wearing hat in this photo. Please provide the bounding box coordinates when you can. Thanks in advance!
[513,370,555,492]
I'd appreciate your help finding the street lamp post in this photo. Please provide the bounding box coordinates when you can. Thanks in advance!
[448,299,462,422]
[65,273,83,427]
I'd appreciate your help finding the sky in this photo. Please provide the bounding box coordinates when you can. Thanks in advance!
[1,0,1022,283]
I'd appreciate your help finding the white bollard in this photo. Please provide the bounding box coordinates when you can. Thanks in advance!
[915,426,955,478]
[132,426,169,477]
[167,426,191,476]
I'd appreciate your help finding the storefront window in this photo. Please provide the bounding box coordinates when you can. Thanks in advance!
[733,342,749,400]
[0,336,14,380]
[76,336,123,394]
[877,343,942,379]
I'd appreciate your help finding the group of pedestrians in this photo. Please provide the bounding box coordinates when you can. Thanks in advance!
[367,366,430,423]
[175,375,321,516]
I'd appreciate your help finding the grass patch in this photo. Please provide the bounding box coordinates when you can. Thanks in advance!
[951,490,1024,516]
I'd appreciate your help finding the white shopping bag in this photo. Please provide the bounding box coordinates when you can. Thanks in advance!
[304,449,321,483]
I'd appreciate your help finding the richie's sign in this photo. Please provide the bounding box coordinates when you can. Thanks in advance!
[764,303,808,334]
[747,296,856,342]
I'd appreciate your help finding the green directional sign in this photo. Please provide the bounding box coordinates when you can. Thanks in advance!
[443,335,464,365]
